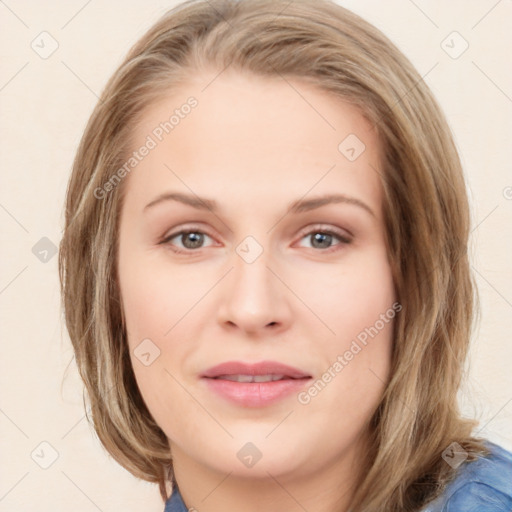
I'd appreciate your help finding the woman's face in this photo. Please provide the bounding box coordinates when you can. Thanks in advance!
[117,70,397,483]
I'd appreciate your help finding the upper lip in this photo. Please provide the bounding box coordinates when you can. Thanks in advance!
[201,360,311,379]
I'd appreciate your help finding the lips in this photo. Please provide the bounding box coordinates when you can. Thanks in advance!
[201,361,312,407]
[201,361,311,380]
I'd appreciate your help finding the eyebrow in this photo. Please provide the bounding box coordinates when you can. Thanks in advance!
[143,191,375,217]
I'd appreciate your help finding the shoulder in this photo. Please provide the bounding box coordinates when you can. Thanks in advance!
[422,441,512,512]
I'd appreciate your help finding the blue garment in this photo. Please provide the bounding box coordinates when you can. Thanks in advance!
[421,441,512,511]
[164,486,187,512]
[164,441,512,511]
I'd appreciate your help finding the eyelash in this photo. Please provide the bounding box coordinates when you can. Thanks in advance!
[159,224,352,255]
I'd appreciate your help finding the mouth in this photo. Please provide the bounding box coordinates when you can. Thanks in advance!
[201,360,311,379]
[211,374,294,383]
[201,361,312,407]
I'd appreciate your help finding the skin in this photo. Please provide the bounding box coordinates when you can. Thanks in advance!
[117,69,397,512]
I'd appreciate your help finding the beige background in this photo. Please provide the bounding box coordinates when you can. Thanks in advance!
[1,0,511,510]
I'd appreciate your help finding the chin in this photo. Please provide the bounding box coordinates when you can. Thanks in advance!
[217,454,304,480]
[209,435,309,479]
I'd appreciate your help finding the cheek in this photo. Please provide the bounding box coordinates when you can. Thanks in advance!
[296,245,396,342]
[298,304,395,452]
[118,254,209,435]
[301,247,396,411]
[119,253,206,343]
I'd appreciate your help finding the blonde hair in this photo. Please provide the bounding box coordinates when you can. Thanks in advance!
[58,0,488,509]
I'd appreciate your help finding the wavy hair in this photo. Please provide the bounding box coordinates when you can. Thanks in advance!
[58,0,488,509]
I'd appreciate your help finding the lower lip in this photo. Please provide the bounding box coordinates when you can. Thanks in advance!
[202,377,311,407]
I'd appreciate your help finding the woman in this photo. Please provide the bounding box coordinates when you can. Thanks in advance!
[58,0,512,510]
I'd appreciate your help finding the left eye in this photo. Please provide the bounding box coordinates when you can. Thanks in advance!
[297,229,351,251]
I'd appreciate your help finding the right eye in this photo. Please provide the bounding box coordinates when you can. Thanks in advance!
[161,228,217,253]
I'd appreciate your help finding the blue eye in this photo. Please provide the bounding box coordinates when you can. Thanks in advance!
[298,229,352,251]
[162,230,215,252]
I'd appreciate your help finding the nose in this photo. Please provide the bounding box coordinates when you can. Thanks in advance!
[216,245,292,336]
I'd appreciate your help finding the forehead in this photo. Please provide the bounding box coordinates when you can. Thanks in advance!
[124,70,384,214]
